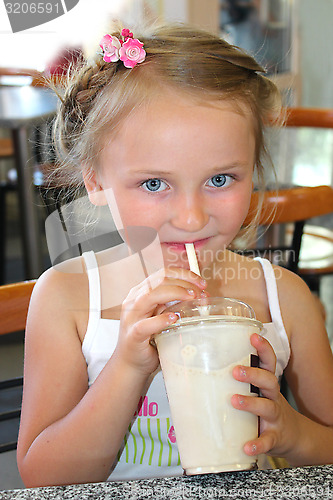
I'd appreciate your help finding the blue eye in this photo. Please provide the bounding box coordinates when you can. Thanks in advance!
[207,174,231,188]
[142,178,167,192]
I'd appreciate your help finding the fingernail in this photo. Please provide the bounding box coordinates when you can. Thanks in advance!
[257,334,264,342]
[238,396,245,406]
[187,288,196,296]
[251,444,257,454]
[168,313,178,322]
[199,278,207,288]
[200,290,209,298]
[240,367,247,378]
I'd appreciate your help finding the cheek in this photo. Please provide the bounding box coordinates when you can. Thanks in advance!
[237,190,253,223]
[215,189,252,227]
[111,197,164,229]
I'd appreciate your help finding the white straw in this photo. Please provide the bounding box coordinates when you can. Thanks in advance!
[185,243,201,276]
[185,243,209,316]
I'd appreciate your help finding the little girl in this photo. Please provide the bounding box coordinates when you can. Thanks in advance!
[17,23,333,487]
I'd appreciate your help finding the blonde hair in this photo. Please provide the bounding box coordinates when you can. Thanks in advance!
[53,22,282,245]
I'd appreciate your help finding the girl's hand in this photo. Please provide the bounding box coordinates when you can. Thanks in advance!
[231,333,300,459]
[115,268,207,376]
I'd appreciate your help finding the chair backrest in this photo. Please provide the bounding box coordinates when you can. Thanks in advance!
[0,280,36,336]
[244,185,333,274]
[283,107,333,129]
[246,185,333,226]
[0,280,36,453]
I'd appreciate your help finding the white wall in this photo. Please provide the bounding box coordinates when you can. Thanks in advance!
[299,0,333,107]
[162,0,219,33]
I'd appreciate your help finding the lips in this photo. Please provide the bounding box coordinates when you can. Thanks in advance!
[162,237,210,252]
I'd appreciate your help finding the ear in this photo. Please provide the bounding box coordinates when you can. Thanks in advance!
[82,169,107,206]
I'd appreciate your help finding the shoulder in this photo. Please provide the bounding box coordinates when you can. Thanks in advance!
[27,257,89,342]
[31,257,88,306]
[272,267,333,424]
[272,265,326,340]
[273,264,316,306]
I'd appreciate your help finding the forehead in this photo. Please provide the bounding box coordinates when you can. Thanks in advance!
[107,91,253,139]
[124,90,252,126]
[98,92,256,174]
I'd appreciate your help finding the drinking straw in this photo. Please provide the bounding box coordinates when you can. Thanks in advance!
[185,243,201,276]
[185,243,210,316]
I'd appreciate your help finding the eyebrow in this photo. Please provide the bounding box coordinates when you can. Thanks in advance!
[208,162,252,173]
[129,169,174,176]
[130,163,249,177]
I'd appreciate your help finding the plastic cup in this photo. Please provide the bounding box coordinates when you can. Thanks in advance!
[153,297,263,475]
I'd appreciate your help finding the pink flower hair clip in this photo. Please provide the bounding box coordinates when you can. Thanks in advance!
[100,28,146,69]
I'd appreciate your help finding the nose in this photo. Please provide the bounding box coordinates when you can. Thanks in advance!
[170,193,209,232]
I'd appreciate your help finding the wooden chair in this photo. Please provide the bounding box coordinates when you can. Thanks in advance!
[258,106,333,290]
[0,280,36,453]
[244,185,333,291]
[282,107,333,129]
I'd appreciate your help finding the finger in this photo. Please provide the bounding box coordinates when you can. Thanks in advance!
[123,284,197,320]
[154,288,209,316]
[129,311,179,344]
[231,393,279,422]
[243,430,277,457]
[232,364,280,400]
[164,267,207,289]
[250,333,276,374]
[139,267,207,292]
[156,277,207,298]
[125,273,207,303]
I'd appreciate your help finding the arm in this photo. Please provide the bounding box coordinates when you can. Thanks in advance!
[17,266,206,487]
[232,268,333,466]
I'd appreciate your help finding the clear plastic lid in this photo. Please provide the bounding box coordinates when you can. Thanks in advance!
[164,297,257,321]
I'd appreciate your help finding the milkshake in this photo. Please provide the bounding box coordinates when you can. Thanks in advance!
[154,298,263,474]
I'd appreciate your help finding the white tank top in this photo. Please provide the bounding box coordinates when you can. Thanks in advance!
[81,252,290,480]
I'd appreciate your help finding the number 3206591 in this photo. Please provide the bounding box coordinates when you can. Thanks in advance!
[5,2,60,14]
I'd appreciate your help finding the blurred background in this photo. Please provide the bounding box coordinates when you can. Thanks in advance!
[0,0,332,108]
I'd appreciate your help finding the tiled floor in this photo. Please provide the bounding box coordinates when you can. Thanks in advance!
[0,191,333,491]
